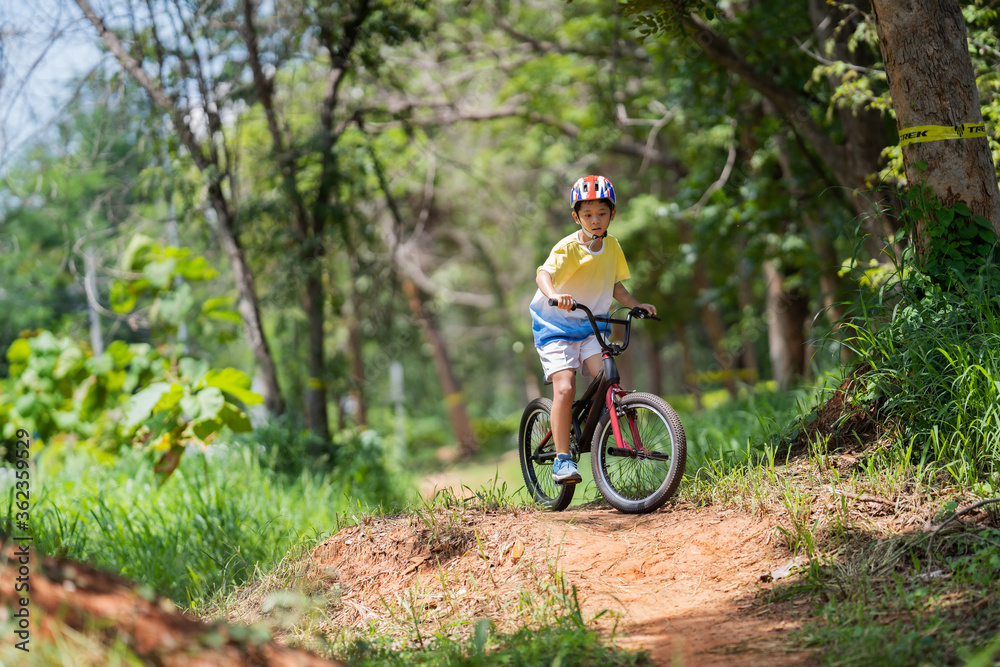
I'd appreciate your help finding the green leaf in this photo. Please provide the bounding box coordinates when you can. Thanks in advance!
[153,283,195,325]
[203,367,263,405]
[202,298,242,324]
[218,403,252,432]
[175,255,219,282]
[109,282,136,314]
[179,357,210,386]
[974,214,995,229]
[121,234,156,271]
[54,345,85,379]
[195,387,225,420]
[936,207,955,226]
[122,382,172,431]
[143,257,177,289]
[7,338,32,365]
[191,418,224,441]
[155,384,186,412]
[954,202,972,217]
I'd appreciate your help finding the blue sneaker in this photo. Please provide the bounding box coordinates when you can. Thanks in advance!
[552,454,582,484]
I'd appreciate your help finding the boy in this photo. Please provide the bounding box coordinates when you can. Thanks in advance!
[529,175,657,483]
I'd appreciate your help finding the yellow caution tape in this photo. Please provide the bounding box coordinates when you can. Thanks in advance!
[899,122,986,146]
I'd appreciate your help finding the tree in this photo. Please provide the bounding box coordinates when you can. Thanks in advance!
[73,0,286,418]
[870,0,1000,249]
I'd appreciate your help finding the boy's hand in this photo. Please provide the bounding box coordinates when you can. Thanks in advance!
[636,303,657,317]
[550,294,575,311]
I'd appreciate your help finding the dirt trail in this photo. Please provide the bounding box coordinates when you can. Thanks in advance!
[533,504,815,665]
[307,499,818,666]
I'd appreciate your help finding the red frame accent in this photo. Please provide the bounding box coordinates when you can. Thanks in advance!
[606,384,634,452]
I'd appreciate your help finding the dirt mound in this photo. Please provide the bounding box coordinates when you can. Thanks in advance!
[305,502,817,666]
[0,541,345,667]
[2,499,822,665]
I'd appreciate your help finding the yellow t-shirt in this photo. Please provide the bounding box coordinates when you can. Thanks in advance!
[529,233,630,347]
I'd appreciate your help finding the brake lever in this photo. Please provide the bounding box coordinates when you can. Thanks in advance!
[631,307,660,321]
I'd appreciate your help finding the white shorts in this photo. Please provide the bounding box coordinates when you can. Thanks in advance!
[536,335,603,382]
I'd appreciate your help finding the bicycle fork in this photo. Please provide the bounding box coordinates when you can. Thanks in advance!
[606,384,643,457]
[601,350,645,458]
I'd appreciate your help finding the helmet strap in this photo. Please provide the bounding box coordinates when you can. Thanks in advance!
[584,230,607,251]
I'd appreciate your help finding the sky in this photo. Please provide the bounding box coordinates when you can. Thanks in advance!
[1,0,103,165]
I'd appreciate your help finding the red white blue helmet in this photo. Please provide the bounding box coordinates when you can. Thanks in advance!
[570,175,616,212]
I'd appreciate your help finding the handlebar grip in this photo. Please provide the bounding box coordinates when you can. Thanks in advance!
[547,298,577,311]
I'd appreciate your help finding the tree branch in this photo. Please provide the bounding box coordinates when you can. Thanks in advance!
[683,14,848,187]
[73,0,208,170]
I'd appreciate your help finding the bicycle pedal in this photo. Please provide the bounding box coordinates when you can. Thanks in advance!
[554,477,581,486]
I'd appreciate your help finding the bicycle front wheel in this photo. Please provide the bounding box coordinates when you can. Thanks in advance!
[518,398,575,511]
[591,392,686,514]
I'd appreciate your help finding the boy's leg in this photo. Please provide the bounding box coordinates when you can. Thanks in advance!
[581,354,603,379]
[550,368,582,484]
[549,368,576,455]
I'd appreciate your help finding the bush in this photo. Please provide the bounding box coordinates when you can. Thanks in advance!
[845,265,1000,484]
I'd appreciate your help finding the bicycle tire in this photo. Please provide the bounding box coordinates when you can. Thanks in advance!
[518,398,575,511]
[591,392,686,514]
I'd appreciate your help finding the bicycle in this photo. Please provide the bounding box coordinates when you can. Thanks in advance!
[518,299,687,514]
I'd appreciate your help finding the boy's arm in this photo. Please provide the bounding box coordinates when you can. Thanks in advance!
[537,270,575,311]
[613,282,657,317]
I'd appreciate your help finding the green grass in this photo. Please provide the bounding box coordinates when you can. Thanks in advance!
[341,610,650,667]
[4,439,414,606]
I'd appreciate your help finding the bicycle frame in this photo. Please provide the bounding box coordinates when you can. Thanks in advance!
[533,302,658,464]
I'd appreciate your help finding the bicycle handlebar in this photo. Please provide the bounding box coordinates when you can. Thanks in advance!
[546,298,659,354]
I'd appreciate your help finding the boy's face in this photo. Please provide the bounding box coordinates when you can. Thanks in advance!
[573,200,614,238]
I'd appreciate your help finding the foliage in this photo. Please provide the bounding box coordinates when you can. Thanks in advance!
[843,261,1000,485]
[788,527,1000,667]
[0,231,258,480]
[619,0,717,39]
[898,178,1000,285]
[0,332,157,454]
[109,233,240,340]
[120,356,261,480]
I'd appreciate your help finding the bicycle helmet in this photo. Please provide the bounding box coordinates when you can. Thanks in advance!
[570,175,616,212]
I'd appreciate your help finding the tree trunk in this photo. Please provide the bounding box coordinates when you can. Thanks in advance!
[401,278,478,457]
[208,188,286,416]
[735,258,760,381]
[302,271,330,441]
[763,261,810,389]
[676,219,737,397]
[772,132,847,330]
[870,0,1000,242]
[346,276,367,427]
[675,320,703,411]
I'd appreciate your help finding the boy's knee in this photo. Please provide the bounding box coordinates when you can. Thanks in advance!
[551,374,575,400]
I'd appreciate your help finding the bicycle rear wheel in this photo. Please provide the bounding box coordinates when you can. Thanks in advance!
[518,398,575,511]
[591,392,686,514]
